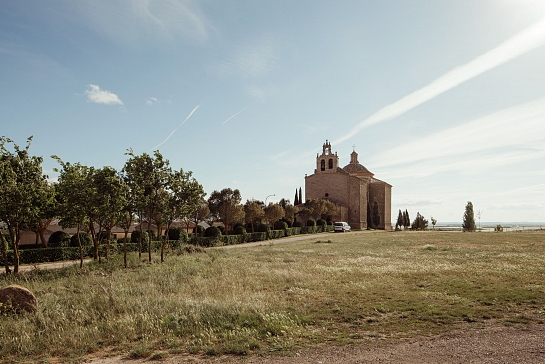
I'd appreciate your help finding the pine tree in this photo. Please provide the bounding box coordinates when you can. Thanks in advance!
[294,188,299,205]
[299,187,303,204]
[462,201,476,232]
[404,209,410,230]
[396,209,403,230]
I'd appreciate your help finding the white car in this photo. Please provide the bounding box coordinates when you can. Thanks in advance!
[334,222,351,232]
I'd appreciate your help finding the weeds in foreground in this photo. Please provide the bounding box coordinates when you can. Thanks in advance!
[0,231,544,363]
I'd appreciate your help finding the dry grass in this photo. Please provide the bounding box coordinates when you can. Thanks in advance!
[1,230,544,362]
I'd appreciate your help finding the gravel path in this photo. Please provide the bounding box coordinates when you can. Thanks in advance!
[89,322,545,363]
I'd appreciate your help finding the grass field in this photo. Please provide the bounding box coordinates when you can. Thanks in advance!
[1,230,544,363]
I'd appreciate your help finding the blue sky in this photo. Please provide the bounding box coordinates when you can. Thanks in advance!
[1,0,544,223]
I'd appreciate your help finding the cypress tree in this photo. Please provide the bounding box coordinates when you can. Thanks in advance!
[294,188,299,205]
[404,209,410,230]
[396,209,403,230]
[299,187,303,204]
[462,201,476,232]
[371,197,381,228]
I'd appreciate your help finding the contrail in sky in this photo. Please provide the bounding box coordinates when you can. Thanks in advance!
[222,105,249,124]
[333,16,545,146]
[150,104,201,151]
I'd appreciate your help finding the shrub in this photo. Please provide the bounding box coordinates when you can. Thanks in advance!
[306,219,316,227]
[316,219,326,226]
[495,224,503,232]
[193,225,205,236]
[48,231,71,247]
[204,226,222,238]
[217,226,226,234]
[234,225,246,235]
[70,232,92,247]
[293,221,303,228]
[274,221,288,230]
[146,230,157,240]
[166,227,184,241]
[131,230,149,244]
[257,223,270,233]
[233,222,244,230]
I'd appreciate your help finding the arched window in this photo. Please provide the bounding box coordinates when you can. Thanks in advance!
[320,159,325,171]
[328,158,333,169]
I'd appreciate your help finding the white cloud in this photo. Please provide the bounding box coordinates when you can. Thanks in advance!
[70,1,213,46]
[371,97,545,172]
[85,84,123,105]
[333,16,545,146]
[146,97,158,105]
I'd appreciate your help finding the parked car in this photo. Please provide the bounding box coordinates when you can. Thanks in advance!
[334,222,351,232]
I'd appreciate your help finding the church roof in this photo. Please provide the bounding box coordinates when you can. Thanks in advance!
[342,150,373,176]
[343,162,372,174]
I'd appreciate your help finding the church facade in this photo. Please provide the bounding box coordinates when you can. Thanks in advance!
[304,141,392,230]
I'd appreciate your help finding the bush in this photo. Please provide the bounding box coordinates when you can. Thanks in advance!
[495,224,503,232]
[293,221,303,228]
[233,225,246,235]
[131,230,149,244]
[204,226,222,238]
[257,223,270,233]
[146,230,157,240]
[222,235,245,245]
[48,231,71,247]
[70,232,93,247]
[274,221,288,230]
[306,219,316,227]
[166,227,184,241]
[317,219,326,226]
[193,225,205,236]
[233,222,244,230]
[326,220,333,225]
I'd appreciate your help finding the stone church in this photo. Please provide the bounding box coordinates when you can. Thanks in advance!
[304,140,392,230]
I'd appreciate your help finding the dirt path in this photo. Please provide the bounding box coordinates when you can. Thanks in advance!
[89,322,545,363]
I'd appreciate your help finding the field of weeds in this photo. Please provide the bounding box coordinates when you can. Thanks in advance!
[1,230,544,363]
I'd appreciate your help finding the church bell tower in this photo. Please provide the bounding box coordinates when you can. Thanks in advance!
[316,140,339,173]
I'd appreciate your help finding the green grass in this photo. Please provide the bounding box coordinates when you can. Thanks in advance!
[1,231,545,362]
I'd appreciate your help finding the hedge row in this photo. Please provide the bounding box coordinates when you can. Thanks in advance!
[2,224,336,266]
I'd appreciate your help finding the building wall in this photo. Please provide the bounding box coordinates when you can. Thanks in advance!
[348,175,368,229]
[305,171,350,207]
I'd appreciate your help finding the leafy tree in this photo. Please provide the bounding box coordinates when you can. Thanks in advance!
[28,182,57,247]
[462,201,476,232]
[411,212,428,230]
[395,209,403,231]
[264,203,285,228]
[403,209,411,230]
[304,199,337,220]
[430,216,437,230]
[159,168,205,262]
[123,150,170,262]
[371,197,381,228]
[208,188,244,232]
[48,231,71,247]
[283,204,299,225]
[190,200,209,234]
[0,136,49,274]
[244,200,264,233]
[52,158,93,268]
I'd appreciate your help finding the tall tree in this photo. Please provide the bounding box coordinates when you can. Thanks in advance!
[264,203,285,228]
[299,187,303,204]
[462,201,476,232]
[283,204,299,225]
[244,200,264,232]
[208,188,244,232]
[294,189,299,206]
[411,212,428,230]
[159,169,205,262]
[395,209,403,230]
[404,209,411,230]
[0,136,49,274]
[52,157,93,268]
[123,150,170,262]
[305,198,337,220]
[371,197,381,228]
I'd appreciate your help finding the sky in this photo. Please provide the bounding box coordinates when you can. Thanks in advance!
[1,0,544,224]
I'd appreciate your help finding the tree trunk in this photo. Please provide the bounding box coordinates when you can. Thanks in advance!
[39,228,47,247]
[0,232,11,274]
[77,224,83,269]
[13,228,20,274]
[106,227,111,261]
[138,223,142,259]
[147,217,152,263]
[123,230,128,268]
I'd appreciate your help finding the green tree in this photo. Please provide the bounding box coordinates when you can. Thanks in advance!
[371,197,381,228]
[123,150,170,262]
[0,136,49,274]
[411,212,428,230]
[395,209,403,231]
[431,216,437,230]
[159,168,205,262]
[208,188,244,232]
[462,201,476,232]
[403,209,411,230]
[294,189,299,206]
[305,199,337,220]
[52,158,93,268]
[244,200,264,233]
[264,203,285,228]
